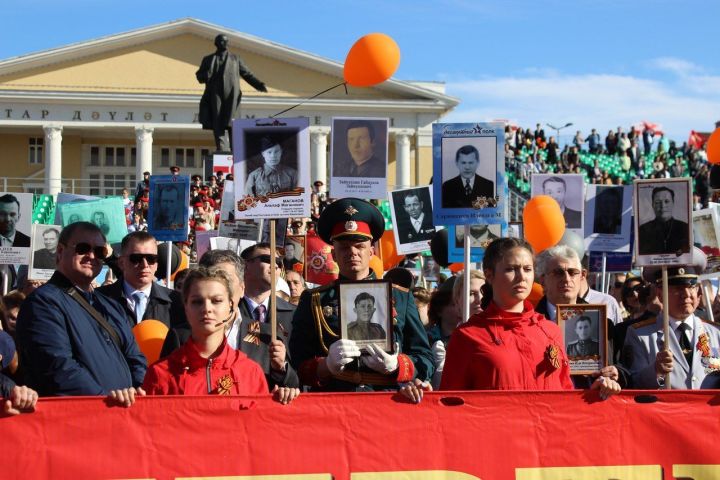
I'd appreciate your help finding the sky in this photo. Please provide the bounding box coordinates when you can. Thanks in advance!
[2,0,719,144]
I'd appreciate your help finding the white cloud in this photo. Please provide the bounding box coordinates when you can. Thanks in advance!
[445,68,720,142]
[647,57,704,76]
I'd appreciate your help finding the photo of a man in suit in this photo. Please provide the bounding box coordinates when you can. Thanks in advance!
[33,227,60,270]
[566,315,599,358]
[0,194,30,247]
[334,120,386,178]
[638,186,690,255]
[542,176,582,229]
[153,184,184,230]
[441,145,495,208]
[395,190,435,244]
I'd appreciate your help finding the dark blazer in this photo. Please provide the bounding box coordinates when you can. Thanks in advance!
[563,207,582,229]
[637,217,690,255]
[12,231,30,247]
[441,174,494,208]
[334,154,385,178]
[396,213,435,243]
[96,280,187,330]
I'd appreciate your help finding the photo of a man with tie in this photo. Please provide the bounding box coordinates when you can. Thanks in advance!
[392,187,436,245]
[0,193,30,247]
[441,145,495,208]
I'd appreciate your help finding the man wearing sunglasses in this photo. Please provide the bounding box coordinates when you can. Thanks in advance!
[97,231,186,330]
[16,222,147,406]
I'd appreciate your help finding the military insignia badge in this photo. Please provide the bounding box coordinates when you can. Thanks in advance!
[344,205,359,217]
[545,344,561,370]
[217,374,234,395]
[345,220,357,231]
[323,305,334,317]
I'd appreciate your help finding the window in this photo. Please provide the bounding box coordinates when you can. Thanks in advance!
[175,148,185,167]
[130,147,137,167]
[116,147,126,167]
[160,148,170,167]
[89,174,100,196]
[90,146,100,166]
[28,137,43,164]
[103,174,127,196]
[105,147,115,166]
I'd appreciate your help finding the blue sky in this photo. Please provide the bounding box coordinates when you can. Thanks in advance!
[3,0,719,143]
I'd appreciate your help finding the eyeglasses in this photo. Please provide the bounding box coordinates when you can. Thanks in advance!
[548,267,582,279]
[72,242,108,260]
[248,254,282,267]
[127,253,158,265]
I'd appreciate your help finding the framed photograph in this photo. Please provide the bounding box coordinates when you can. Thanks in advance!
[53,192,99,225]
[432,122,505,226]
[693,208,720,277]
[634,178,693,266]
[147,175,190,242]
[339,280,393,352]
[330,117,389,200]
[448,223,505,262]
[59,197,128,244]
[530,173,585,238]
[232,117,310,220]
[283,235,305,276]
[209,236,255,255]
[557,304,608,375]
[0,192,33,265]
[421,254,440,281]
[29,224,61,280]
[508,221,523,239]
[584,185,633,253]
[388,186,436,255]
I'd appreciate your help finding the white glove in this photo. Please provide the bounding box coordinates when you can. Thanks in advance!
[432,340,446,372]
[361,343,399,374]
[326,339,361,376]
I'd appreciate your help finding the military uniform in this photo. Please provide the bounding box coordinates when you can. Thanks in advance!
[288,197,434,391]
[347,320,387,342]
[566,340,599,358]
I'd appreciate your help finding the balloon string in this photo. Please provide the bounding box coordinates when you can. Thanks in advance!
[270,81,348,118]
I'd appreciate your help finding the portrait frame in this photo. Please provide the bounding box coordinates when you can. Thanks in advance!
[338,280,393,352]
[633,177,693,267]
[59,197,127,244]
[147,175,190,242]
[421,254,441,282]
[448,223,506,263]
[557,303,607,375]
[283,234,306,277]
[530,173,585,238]
[692,207,720,277]
[432,122,506,226]
[0,192,33,265]
[29,224,62,280]
[210,236,255,255]
[508,221,523,239]
[53,192,99,225]
[329,117,389,200]
[584,184,633,253]
[232,117,310,220]
[195,230,218,261]
[388,186,436,255]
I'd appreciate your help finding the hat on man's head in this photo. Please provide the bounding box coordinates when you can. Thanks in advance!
[143,171,150,176]
[642,247,707,286]
[170,165,180,173]
[317,198,384,244]
[0,331,16,371]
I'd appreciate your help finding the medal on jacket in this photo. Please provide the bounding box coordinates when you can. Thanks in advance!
[545,344,560,370]
[698,332,711,357]
[217,375,234,395]
[243,321,261,346]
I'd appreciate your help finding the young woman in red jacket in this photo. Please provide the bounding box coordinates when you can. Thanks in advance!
[143,266,299,403]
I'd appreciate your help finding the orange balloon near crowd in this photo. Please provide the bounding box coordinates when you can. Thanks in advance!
[369,255,384,278]
[448,262,464,273]
[379,229,403,271]
[522,195,566,253]
[344,33,400,87]
[132,320,169,365]
[527,282,545,306]
[707,128,720,165]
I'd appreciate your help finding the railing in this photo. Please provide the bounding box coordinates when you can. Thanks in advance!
[508,187,528,222]
[0,177,133,196]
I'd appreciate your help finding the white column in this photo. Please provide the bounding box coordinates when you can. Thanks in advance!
[395,130,413,188]
[310,128,330,186]
[135,126,154,182]
[43,124,63,195]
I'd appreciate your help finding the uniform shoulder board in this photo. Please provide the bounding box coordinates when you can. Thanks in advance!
[631,318,656,329]
[391,283,409,293]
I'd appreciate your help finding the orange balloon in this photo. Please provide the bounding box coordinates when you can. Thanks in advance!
[448,262,464,273]
[369,255,384,278]
[527,282,545,307]
[523,195,566,253]
[133,319,169,365]
[379,229,404,271]
[708,128,720,165]
[344,33,401,87]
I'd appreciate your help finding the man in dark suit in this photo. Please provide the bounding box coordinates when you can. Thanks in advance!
[334,120,385,178]
[542,176,582,229]
[441,145,495,208]
[395,190,435,243]
[0,194,30,247]
[638,186,690,255]
[196,33,267,152]
[97,231,186,330]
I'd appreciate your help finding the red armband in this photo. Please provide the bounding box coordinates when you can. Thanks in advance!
[394,353,415,383]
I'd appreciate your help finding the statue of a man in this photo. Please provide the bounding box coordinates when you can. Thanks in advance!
[196,34,267,152]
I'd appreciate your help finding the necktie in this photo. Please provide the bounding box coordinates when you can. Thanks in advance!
[465,179,471,196]
[133,292,147,324]
[254,304,267,323]
[677,323,693,365]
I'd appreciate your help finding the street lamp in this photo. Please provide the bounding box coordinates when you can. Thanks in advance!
[547,122,573,146]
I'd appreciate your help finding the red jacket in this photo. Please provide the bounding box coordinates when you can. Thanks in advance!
[143,338,268,395]
[440,300,573,391]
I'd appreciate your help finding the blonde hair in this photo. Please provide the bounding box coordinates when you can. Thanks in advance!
[181,266,235,304]
[452,270,485,303]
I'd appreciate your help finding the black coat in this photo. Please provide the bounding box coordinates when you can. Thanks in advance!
[441,174,495,208]
[96,280,187,330]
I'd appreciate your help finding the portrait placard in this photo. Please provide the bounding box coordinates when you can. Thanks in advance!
[195,230,218,261]
[210,236,256,255]
[508,221,523,239]
[339,280,393,352]
[421,254,440,281]
[283,235,305,276]
[330,117,389,200]
[530,173,585,238]
[584,185,632,253]
[0,192,33,265]
[448,223,505,262]
[53,192,99,225]
[692,208,720,276]
[59,197,127,244]
[388,186,435,255]
[634,178,693,267]
[29,224,62,280]
[557,304,608,375]
[147,175,190,242]
[432,122,505,226]
[218,180,261,240]
[232,117,310,220]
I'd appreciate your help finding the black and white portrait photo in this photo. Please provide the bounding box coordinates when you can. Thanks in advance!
[531,174,584,233]
[283,235,305,273]
[331,118,388,178]
[454,224,502,249]
[388,186,435,254]
[244,130,299,197]
[440,137,496,209]
[634,178,693,265]
[558,304,607,375]
[584,184,632,253]
[29,224,61,280]
[593,186,623,234]
[339,280,392,351]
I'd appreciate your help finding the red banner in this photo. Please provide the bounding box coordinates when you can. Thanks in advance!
[2,390,720,479]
